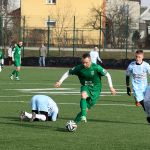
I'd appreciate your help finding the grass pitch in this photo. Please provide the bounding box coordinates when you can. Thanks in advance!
[0,66,150,150]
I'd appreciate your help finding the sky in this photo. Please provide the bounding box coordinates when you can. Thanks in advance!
[141,0,150,7]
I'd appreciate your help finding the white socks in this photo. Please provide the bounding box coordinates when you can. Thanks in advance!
[25,112,32,119]
[35,114,46,121]
[25,112,46,121]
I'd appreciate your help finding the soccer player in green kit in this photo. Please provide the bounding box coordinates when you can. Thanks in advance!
[55,53,116,123]
[10,41,23,80]
[0,48,4,72]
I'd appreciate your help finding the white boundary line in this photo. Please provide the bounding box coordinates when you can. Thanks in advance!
[0,101,135,107]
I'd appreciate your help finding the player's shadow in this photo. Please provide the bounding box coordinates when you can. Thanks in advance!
[0,116,56,130]
[0,116,69,132]
[59,116,148,126]
[88,118,148,125]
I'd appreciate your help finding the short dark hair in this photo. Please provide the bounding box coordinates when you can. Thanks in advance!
[82,53,91,59]
[135,50,143,54]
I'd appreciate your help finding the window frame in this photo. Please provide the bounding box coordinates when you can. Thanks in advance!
[45,19,56,27]
[45,0,56,5]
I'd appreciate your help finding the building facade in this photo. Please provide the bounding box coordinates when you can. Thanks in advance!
[21,0,106,47]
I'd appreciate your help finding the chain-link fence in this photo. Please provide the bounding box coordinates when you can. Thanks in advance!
[0,15,146,59]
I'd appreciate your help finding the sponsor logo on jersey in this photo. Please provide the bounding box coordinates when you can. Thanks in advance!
[91,71,94,75]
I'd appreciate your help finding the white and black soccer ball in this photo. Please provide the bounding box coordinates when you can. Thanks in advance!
[65,120,77,132]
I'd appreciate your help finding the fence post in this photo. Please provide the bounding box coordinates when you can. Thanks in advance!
[125,5,129,60]
[0,15,3,47]
[47,16,50,56]
[73,16,76,57]
[22,16,25,57]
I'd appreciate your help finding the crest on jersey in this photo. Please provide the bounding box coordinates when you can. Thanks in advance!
[91,71,94,75]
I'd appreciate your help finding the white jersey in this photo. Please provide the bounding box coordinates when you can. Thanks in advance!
[8,47,12,57]
[126,61,150,101]
[90,51,102,64]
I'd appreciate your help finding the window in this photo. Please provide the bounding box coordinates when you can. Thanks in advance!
[46,0,56,4]
[46,20,56,27]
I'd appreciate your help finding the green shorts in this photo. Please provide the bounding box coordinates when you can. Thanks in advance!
[80,85,101,109]
[14,60,21,67]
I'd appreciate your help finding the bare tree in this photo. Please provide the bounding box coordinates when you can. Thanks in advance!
[48,2,75,55]
[0,0,21,47]
[85,1,132,48]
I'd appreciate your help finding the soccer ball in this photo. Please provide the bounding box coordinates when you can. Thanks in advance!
[65,120,77,132]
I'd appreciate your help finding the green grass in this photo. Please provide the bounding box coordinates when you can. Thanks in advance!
[0,66,150,150]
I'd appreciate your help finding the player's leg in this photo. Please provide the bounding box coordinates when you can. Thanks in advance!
[1,58,4,68]
[31,97,39,121]
[10,60,17,80]
[0,59,2,72]
[20,111,32,121]
[0,58,4,72]
[15,67,20,80]
[134,90,145,110]
[80,91,88,118]
[39,56,42,66]
[31,111,47,121]
[74,92,88,123]
[43,57,45,67]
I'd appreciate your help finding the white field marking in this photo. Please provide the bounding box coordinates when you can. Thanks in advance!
[5,88,127,93]
[0,95,32,98]
[30,93,121,96]
[0,94,121,97]
[59,103,135,107]
[0,100,135,107]
[5,88,75,91]
[30,91,126,94]
[0,101,26,103]
[2,82,126,87]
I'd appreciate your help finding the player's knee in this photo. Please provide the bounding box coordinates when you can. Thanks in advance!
[81,93,88,99]
[81,92,88,99]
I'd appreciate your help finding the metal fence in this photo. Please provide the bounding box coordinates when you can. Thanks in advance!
[0,15,146,59]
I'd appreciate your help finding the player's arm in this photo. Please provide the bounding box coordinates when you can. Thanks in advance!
[55,71,69,88]
[105,72,116,95]
[126,75,131,96]
[97,52,102,63]
[12,48,15,61]
[126,67,131,96]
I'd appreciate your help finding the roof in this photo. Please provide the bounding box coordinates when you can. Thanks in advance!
[9,8,21,17]
[140,6,150,21]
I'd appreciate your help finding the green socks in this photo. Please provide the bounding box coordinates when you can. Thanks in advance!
[12,70,16,75]
[80,98,87,117]
[16,71,19,77]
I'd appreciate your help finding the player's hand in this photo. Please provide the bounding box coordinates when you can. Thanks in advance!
[55,81,61,88]
[110,87,116,95]
[127,86,131,96]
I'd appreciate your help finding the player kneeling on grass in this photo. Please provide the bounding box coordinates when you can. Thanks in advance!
[20,95,59,122]
[55,53,116,124]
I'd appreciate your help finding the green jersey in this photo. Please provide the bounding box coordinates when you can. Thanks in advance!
[69,63,107,87]
[13,45,22,60]
[0,49,4,59]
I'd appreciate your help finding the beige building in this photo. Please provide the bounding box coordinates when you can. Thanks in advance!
[21,0,106,47]
[21,0,105,28]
